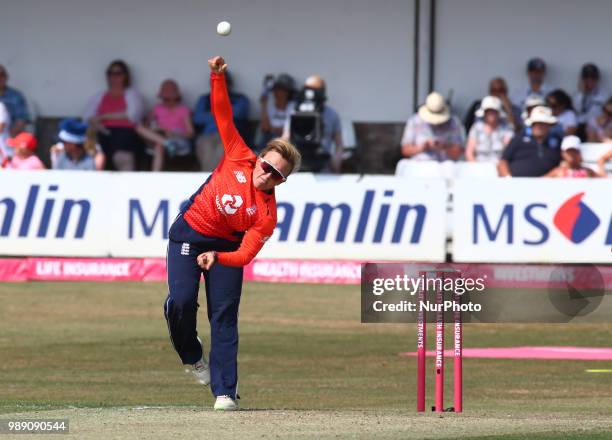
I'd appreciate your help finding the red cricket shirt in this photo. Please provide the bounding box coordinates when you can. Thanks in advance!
[184,72,276,267]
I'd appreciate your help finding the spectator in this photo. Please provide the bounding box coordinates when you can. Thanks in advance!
[586,97,612,143]
[0,101,9,165]
[83,60,145,171]
[597,148,612,176]
[401,92,465,161]
[512,57,553,109]
[498,106,561,177]
[546,89,578,136]
[0,64,31,136]
[545,135,600,178]
[193,71,249,171]
[465,96,514,162]
[84,125,106,170]
[574,63,608,139]
[50,119,98,171]
[282,75,343,172]
[136,79,194,171]
[259,74,296,148]
[521,94,546,122]
[4,132,44,170]
[464,77,521,132]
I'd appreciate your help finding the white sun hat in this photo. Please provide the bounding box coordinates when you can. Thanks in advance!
[521,95,547,120]
[525,95,546,109]
[561,135,581,151]
[475,95,506,118]
[418,92,451,125]
[525,105,558,126]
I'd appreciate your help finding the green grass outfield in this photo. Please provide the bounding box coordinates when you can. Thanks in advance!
[0,281,611,439]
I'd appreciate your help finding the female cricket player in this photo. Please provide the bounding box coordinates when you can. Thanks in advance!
[163,56,301,411]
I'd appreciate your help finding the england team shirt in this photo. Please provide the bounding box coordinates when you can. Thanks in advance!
[183,72,276,267]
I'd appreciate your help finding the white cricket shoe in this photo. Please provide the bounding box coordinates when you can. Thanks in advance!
[214,395,238,411]
[186,337,210,386]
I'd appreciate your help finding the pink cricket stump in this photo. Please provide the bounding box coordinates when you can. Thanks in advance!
[434,273,445,412]
[454,289,463,413]
[416,271,426,412]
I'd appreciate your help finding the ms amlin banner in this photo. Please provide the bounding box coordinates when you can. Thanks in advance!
[0,171,447,262]
[453,178,611,263]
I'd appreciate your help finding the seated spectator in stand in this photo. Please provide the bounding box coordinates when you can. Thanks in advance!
[0,101,9,165]
[464,77,521,132]
[546,89,577,136]
[50,119,99,171]
[520,95,564,139]
[4,132,44,170]
[85,125,106,170]
[282,75,343,172]
[597,148,612,176]
[0,64,31,136]
[511,57,553,110]
[586,97,612,143]
[136,79,194,171]
[521,95,546,122]
[574,63,608,140]
[259,74,296,149]
[465,96,514,163]
[545,135,600,178]
[193,70,249,171]
[401,92,465,161]
[83,60,145,171]
[498,106,561,177]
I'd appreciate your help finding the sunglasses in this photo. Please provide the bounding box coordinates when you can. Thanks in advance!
[108,70,125,76]
[260,158,286,182]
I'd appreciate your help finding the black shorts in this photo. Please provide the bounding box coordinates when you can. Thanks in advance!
[98,127,144,156]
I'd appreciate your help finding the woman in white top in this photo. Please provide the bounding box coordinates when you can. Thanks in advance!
[465,96,514,162]
[546,89,578,136]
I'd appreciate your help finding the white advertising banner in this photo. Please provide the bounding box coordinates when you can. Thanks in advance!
[453,178,612,263]
[0,171,448,262]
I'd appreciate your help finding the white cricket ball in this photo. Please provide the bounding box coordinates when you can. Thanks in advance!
[217,21,231,36]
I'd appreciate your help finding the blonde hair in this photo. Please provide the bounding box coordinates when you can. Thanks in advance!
[260,138,302,174]
[84,126,98,156]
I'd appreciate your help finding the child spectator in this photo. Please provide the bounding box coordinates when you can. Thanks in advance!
[545,135,600,177]
[50,119,98,171]
[136,79,194,171]
[465,96,514,162]
[5,132,44,170]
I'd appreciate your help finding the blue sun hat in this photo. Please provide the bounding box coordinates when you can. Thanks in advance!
[58,118,88,144]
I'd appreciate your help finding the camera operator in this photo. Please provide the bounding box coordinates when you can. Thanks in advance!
[282,75,343,173]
